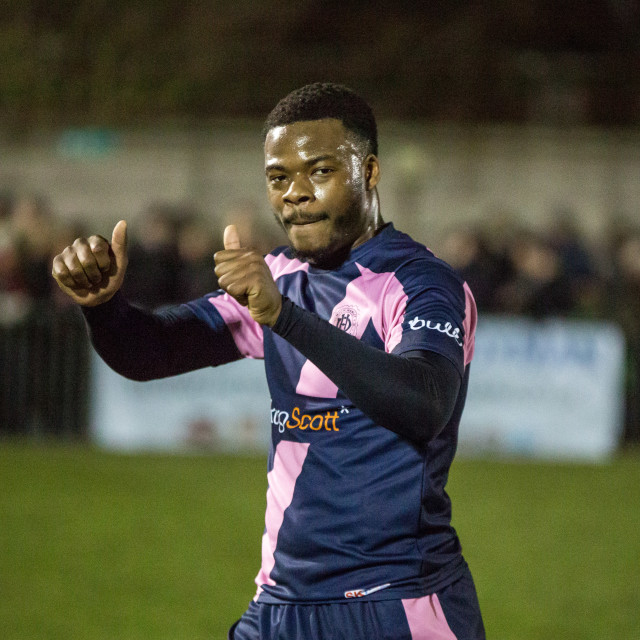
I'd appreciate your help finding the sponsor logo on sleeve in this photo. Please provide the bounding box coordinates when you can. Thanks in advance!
[408,316,463,347]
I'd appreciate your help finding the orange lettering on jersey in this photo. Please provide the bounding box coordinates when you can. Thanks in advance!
[282,406,341,434]
[325,411,339,431]
[286,406,301,429]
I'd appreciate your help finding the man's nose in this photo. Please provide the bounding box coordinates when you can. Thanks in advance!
[283,176,314,205]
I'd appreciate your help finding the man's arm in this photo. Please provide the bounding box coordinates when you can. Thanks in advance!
[272,297,461,447]
[52,220,242,381]
[82,292,242,381]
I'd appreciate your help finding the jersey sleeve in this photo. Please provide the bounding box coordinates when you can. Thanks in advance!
[185,290,265,359]
[389,259,477,375]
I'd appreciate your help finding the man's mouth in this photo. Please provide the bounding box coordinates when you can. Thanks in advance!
[285,213,328,226]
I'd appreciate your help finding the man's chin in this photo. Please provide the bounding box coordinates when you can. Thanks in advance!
[290,242,351,270]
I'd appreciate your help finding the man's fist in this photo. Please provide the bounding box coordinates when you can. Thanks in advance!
[214,224,282,326]
[51,220,129,307]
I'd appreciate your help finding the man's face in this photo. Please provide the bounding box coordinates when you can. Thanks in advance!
[264,118,379,268]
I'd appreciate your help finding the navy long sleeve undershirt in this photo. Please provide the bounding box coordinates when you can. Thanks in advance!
[81,292,242,380]
[82,293,461,447]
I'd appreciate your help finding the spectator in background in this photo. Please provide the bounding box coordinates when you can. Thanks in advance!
[0,193,56,323]
[0,192,26,324]
[122,202,182,308]
[606,228,640,444]
[494,228,576,318]
[11,194,55,302]
[547,205,602,316]
[479,206,520,300]
[439,227,505,312]
[548,206,595,282]
[176,217,219,301]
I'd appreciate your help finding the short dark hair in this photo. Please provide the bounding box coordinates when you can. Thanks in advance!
[263,82,378,156]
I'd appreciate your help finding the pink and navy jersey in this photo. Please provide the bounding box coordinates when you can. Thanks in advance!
[187,223,477,603]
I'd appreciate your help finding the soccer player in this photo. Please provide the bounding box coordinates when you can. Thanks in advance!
[52,83,484,639]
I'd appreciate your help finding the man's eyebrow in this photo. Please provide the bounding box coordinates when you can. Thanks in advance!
[265,155,337,173]
[305,154,335,165]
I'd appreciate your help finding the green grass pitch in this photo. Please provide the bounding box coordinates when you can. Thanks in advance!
[1,442,638,639]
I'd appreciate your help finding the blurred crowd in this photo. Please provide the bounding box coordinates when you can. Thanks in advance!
[0,193,283,321]
[438,206,640,445]
[1,192,639,443]
[438,206,640,323]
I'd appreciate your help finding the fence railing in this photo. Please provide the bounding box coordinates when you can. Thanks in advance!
[0,304,89,440]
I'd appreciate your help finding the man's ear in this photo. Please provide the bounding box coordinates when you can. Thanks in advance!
[364,155,381,190]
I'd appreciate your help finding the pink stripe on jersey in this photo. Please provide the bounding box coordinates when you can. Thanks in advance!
[462,282,477,367]
[295,361,339,398]
[359,264,408,354]
[254,440,310,600]
[295,263,406,397]
[264,252,309,278]
[402,594,457,639]
[208,294,264,358]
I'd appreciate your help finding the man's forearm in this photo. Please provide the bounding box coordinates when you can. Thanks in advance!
[82,292,241,380]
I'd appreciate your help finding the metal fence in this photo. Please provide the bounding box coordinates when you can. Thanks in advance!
[0,304,89,440]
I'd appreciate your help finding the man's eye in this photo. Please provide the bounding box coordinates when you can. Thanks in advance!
[269,175,286,183]
[313,167,333,176]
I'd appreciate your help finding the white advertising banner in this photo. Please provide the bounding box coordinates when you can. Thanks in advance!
[90,317,626,460]
[90,355,272,452]
[459,316,626,460]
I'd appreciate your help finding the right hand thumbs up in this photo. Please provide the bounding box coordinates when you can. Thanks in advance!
[223,224,242,250]
[214,223,283,326]
[52,220,130,307]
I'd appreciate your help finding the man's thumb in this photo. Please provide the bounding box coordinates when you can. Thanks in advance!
[111,220,128,258]
[224,224,242,250]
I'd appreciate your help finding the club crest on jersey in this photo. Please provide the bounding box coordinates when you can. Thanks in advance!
[331,304,359,336]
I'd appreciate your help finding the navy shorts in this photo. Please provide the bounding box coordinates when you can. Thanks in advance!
[228,569,485,640]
